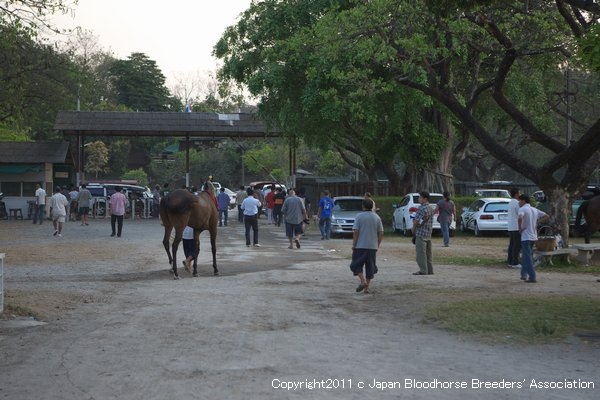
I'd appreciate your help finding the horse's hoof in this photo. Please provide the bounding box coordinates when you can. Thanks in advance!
[193,272,198,277]
[214,271,220,276]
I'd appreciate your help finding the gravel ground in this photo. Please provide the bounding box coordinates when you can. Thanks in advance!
[0,216,599,400]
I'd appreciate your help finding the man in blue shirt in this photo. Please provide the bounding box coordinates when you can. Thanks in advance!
[217,187,230,227]
[317,190,335,240]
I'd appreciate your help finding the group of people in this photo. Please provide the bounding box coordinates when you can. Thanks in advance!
[32,182,128,238]
[409,187,549,283]
[238,186,308,249]
[507,187,549,283]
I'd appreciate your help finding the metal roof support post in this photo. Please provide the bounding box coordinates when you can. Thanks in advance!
[185,135,190,188]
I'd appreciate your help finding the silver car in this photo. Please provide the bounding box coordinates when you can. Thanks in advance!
[330,196,365,237]
[460,197,511,236]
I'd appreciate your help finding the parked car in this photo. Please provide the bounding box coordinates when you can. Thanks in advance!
[460,197,511,236]
[473,189,511,198]
[200,181,222,193]
[223,187,237,209]
[391,193,456,236]
[330,196,365,237]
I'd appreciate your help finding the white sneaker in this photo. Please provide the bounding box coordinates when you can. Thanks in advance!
[253,243,261,247]
[58,233,62,237]
[511,264,521,269]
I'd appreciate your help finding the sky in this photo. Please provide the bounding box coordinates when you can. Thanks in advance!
[51,0,252,82]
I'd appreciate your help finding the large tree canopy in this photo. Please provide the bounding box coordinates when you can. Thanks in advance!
[215,0,453,193]
[215,0,600,240]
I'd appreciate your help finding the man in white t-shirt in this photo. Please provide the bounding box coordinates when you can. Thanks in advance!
[507,187,521,268]
[518,194,548,283]
[49,186,69,237]
[33,183,47,225]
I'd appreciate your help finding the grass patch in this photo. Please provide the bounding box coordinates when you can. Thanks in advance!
[425,296,600,343]
[537,262,600,274]
[0,303,41,320]
[435,255,502,266]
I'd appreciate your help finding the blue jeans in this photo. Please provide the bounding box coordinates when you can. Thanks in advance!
[319,217,331,239]
[33,204,45,224]
[439,219,451,246]
[237,205,244,222]
[219,209,228,226]
[520,240,535,281]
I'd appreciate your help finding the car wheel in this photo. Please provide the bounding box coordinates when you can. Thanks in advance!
[96,202,106,217]
[449,229,455,238]
[474,222,482,237]
[402,219,412,237]
[460,218,468,232]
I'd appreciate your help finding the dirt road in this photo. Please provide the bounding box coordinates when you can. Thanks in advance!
[0,218,598,399]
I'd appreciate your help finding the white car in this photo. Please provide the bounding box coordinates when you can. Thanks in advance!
[460,197,511,236]
[222,187,237,209]
[392,193,456,236]
[473,189,511,198]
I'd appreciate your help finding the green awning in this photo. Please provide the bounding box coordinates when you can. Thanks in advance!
[0,164,42,174]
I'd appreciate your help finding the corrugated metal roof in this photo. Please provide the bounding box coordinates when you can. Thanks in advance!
[54,111,276,137]
[0,141,71,163]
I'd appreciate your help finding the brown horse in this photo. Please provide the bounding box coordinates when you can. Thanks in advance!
[576,193,600,244]
[160,188,218,279]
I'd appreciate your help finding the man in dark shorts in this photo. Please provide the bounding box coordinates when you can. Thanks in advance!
[77,183,92,226]
[349,198,384,294]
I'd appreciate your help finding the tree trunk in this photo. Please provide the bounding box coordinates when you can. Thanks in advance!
[544,187,571,247]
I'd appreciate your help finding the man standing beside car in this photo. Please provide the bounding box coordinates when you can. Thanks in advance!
[434,191,456,247]
[110,186,127,237]
[317,190,334,240]
[507,187,521,268]
[518,194,548,283]
[412,191,434,275]
[217,187,230,227]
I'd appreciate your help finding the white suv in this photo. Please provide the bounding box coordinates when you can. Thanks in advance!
[392,193,456,236]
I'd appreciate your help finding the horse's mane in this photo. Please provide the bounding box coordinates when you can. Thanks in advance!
[204,181,215,193]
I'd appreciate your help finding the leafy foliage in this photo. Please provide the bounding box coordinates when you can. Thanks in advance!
[84,140,109,179]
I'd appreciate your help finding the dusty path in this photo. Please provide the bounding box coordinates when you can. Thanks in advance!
[0,218,598,400]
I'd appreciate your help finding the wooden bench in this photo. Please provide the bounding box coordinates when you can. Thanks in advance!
[534,248,577,266]
[571,244,600,266]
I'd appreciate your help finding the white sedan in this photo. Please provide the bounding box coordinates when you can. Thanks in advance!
[460,197,511,236]
[392,192,456,236]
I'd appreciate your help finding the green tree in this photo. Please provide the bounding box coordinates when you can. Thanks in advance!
[85,140,109,179]
[0,20,84,139]
[122,168,149,187]
[108,52,177,111]
[318,0,599,240]
[215,0,451,194]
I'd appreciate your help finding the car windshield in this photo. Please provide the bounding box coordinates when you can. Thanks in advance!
[484,202,509,213]
[334,199,363,211]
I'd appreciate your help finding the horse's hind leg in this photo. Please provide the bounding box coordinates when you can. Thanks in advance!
[192,232,200,277]
[171,230,183,280]
[210,230,218,276]
[162,226,174,268]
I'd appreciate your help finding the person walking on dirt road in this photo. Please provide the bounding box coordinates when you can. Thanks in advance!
[349,198,383,294]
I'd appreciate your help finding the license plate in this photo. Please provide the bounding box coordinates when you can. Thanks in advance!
[498,214,507,220]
